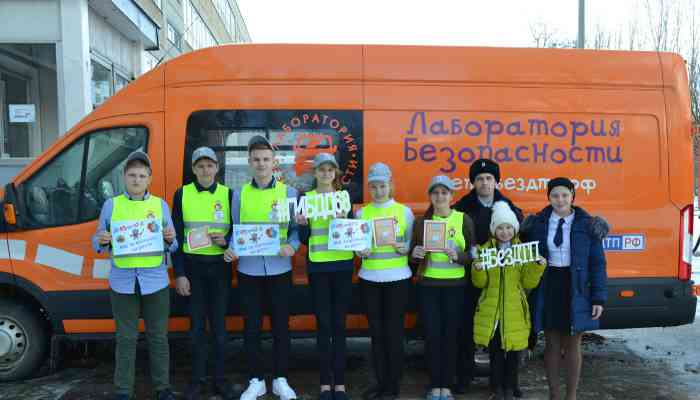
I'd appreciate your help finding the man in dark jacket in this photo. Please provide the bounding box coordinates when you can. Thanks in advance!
[452,158,524,396]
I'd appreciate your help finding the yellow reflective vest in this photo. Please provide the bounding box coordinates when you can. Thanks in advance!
[111,194,164,268]
[306,190,354,263]
[360,202,408,270]
[182,183,231,255]
[240,181,288,241]
[423,210,467,279]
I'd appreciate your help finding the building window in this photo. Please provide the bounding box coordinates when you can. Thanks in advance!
[212,0,236,39]
[91,55,132,108]
[183,0,218,50]
[91,59,112,108]
[167,23,182,50]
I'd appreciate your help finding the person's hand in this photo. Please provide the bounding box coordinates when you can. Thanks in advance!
[223,248,238,262]
[473,261,485,271]
[357,248,371,258]
[279,244,295,257]
[209,232,227,247]
[294,214,308,226]
[412,245,426,259]
[592,305,604,320]
[393,242,408,255]
[537,256,547,267]
[163,226,176,244]
[97,230,112,245]
[445,247,458,262]
[175,276,191,296]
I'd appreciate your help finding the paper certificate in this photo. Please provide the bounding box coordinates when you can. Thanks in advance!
[372,217,397,247]
[111,219,164,257]
[328,219,373,251]
[187,226,212,250]
[232,224,281,256]
[423,220,447,251]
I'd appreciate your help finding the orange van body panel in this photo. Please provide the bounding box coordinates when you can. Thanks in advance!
[2,44,694,335]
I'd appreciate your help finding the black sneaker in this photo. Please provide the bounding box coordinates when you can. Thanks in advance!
[213,379,240,400]
[319,390,333,400]
[185,381,204,400]
[156,388,177,400]
[513,387,523,398]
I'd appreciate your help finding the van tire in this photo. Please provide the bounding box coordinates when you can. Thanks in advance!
[0,299,47,382]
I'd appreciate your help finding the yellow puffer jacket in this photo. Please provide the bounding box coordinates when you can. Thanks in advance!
[472,237,546,351]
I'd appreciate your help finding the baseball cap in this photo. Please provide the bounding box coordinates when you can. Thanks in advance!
[191,146,218,165]
[367,162,392,183]
[247,135,274,152]
[313,153,339,169]
[427,175,455,193]
[125,150,151,170]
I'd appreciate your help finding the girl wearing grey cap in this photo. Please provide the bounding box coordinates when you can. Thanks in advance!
[356,162,415,400]
[521,177,608,400]
[410,175,475,400]
[296,153,353,400]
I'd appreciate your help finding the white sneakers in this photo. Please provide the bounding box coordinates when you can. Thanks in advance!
[240,378,266,400]
[240,377,297,400]
[272,377,298,400]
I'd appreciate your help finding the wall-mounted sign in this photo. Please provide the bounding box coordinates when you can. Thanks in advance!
[9,104,36,123]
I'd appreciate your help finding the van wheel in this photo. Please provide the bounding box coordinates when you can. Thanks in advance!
[0,299,47,381]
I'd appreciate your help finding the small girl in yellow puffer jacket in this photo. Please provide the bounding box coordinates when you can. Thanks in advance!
[472,201,546,400]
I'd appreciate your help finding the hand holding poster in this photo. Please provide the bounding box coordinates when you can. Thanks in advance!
[423,220,447,251]
[275,190,352,222]
[233,224,281,256]
[328,219,373,251]
[480,241,540,269]
[373,217,397,247]
[111,219,164,256]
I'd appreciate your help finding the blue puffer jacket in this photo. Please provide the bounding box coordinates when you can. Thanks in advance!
[526,205,608,334]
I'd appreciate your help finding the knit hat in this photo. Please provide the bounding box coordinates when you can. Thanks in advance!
[490,201,520,235]
[547,177,575,200]
[469,158,500,183]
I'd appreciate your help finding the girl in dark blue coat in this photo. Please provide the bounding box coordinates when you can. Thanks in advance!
[523,177,607,400]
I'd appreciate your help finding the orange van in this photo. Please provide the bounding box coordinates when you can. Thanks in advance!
[0,44,695,381]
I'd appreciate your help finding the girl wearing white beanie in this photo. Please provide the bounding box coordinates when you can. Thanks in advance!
[472,201,546,400]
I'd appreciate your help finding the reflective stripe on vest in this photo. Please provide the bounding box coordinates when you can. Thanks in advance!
[306,190,354,262]
[360,202,408,270]
[424,210,466,279]
[182,183,231,255]
[111,194,164,268]
[240,181,289,240]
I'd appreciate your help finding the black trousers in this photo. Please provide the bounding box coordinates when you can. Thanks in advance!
[419,285,465,389]
[310,270,354,385]
[489,326,519,391]
[456,283,481,384]
[188,258,231,382]
[361,278,410,395]
[238,271,292,380]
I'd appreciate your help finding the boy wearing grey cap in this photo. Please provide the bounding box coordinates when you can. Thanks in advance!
[92,151,177,400]
[171,147,236,400]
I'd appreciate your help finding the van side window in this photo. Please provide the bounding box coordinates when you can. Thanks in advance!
[184,110,363,203]
[19,127,148,229]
